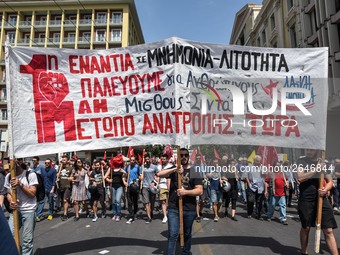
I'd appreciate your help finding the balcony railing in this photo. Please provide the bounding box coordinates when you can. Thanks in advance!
[79,19,92,25]
[33,38,45,44]
[35,21,47,26]
[50,20,62,26]
[78,36,91,43]
[63,37,75,43]
[20,21,32,27]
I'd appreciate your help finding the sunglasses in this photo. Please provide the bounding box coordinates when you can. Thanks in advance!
[180,154,189,157]
[45,162,50,165]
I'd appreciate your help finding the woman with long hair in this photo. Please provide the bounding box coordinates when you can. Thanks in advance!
[71,159,89,221]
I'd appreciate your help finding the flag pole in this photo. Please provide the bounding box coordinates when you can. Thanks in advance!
[10,159,20,252]
[176,146,184,248]
[314,150,325,253]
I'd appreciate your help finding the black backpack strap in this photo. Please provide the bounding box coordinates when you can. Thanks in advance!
[26,170,32,184]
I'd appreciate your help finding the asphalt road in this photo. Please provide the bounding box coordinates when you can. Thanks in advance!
[14,198,340,255]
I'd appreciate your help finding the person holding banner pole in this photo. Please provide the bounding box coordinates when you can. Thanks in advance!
[158,148,203,255]
[297,149,338,255]
[5,158,38,255]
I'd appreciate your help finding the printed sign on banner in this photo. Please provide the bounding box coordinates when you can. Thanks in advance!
[5,37,328,157]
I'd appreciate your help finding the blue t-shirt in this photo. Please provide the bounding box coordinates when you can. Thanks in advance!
[125,164,142,185]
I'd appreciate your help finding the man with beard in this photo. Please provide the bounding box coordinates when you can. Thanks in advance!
[158,148,203,255]
[297,149,338,255]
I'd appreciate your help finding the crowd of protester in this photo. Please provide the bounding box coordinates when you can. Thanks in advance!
[0,148,339,254]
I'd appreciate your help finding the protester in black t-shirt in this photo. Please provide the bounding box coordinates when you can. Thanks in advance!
[157,148,203,255]
[297,149,338,255]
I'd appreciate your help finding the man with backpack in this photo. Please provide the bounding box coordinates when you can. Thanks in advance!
[4,158,38,255]
[35,158,56,221]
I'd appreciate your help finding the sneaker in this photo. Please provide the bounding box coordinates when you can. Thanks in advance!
[74,217,79,222]
[47,215,53,220]
[92,216,98,222]
[115,216,121,222]
[145,218,152,224]
[112,216,117,221]
[334,207,339,212]
[162,216,168,224]
[35,216,41,222]
[214,216,219,222]
[282,220,288,225]
[61,215,68,221]
[126,218,134,224]
[231,216,238,221]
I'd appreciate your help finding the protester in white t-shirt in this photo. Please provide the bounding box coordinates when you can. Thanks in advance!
[5,158,38,255]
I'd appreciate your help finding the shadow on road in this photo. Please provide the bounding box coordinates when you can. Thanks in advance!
[34,234,309,255]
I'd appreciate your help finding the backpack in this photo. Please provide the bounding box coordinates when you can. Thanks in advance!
[26,171,45,202]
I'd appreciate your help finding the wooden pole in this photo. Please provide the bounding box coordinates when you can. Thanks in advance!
[176,146,184,248]
[9,159,21,253]
[315,150,325,254]
[140,149,145,191]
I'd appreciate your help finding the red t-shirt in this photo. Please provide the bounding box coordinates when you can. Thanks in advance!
[266,173,287,197]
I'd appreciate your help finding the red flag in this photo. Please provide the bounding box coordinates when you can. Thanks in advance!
[257,146,278,167]
[214,148,221,160]
[110,154,124,168]
[127,146,134,158]
[73,151,78,160]
[197,146,205,164]
[190,149,197,163]
[138,154,142,163]
[103,151,107,161]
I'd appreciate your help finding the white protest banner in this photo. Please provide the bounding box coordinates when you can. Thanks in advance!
[6,37,328,157]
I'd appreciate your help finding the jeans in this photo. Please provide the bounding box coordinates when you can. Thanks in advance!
[9,211,36,255]
[36,192,54,217]
[112,186,123,216]
[167,208,196,255]
[240,181,247,202]
[267,195,287,222]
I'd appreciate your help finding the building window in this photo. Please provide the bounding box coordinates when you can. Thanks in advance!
[82,32,91,42]
[53,33,60,43]
[40,16,46,25]
[111,29,121,42]
[112,12,122,24]
[1,109,7,121]
[270,14,275,31]
[96,30,106,42]
[262,30,266,46]
[287,0,293,11]
[68,33,75,42]
[24,34,30,43]
[38,33,45,43]
[257,37,261,46]
[83,15,92,24]
[96,12,106,24]
[7,32,16,43]
[8,15,17,26]
[290,25,297,47]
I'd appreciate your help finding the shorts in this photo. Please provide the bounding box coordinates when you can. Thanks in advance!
[298,198,338,229]
[159,189,168,201]
[142,187,155,204]
[59,187,71,202]
[90,187,105,203]
[210,189,222,204]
